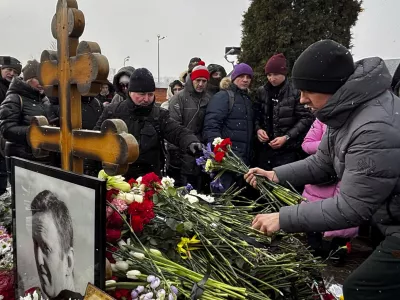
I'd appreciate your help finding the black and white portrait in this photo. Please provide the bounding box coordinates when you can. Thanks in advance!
[12,158,106,299]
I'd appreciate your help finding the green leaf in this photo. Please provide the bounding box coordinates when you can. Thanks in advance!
[235,257,245,269]
[176,223,185,234]
[149,238,158,246]
[168,187,177,197]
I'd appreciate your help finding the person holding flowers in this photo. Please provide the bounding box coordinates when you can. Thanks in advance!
[245,40,400,300]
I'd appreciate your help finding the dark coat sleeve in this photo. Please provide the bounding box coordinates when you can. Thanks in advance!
[168,94,182,124]
[93,104,113,130]
[160,108,199,150]
[203,91,229,144]
[0,94,29,145]
[279,123,400,233]
[253,87,265,133]
[286,92,314,139]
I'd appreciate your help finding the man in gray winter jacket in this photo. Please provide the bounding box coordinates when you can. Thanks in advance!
[245,40,400,300]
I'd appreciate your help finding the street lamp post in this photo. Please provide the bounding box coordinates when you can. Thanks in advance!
[157,34,166,83]
[123,56,130,67]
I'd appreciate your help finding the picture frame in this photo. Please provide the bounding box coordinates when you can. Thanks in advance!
[11,157,106,299]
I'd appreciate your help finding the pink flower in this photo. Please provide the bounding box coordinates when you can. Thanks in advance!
[111,198,128,212]
[106,207,113,218]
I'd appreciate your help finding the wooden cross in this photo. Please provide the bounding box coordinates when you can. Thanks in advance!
[27,0,138,176]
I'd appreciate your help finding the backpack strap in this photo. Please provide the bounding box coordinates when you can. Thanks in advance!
[226,89,235,114]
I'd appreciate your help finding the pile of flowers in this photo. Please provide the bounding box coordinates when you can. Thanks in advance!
[196,137,305,210]
[0,226,14,300]
[101,168,323,299]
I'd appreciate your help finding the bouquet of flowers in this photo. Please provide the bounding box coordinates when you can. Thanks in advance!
[0,226,14,300]
[196,137,306,211]
[101,171,323,300]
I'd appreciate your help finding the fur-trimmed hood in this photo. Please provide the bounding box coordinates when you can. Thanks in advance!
[219,77,231,90]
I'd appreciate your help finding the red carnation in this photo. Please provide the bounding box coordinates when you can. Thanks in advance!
[108,211,124,228]
[106,246,117,263]
[213,144,222,154]
[144,190,155,201]
[115,288,132,300]
[131,215,144,232]
[106,188,120,202]
[106,229,121,243]
[128,178,137,187]
[346,242,352,254]
[142,172,161,187]
[214,151,225,162]
[128,201,141,215]
[219,138,232,151]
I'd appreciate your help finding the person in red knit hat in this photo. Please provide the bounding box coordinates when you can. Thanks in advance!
[253,53,313,173]
[168,61,210,190]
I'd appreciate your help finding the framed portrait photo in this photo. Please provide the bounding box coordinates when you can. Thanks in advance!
[11,157,106,299]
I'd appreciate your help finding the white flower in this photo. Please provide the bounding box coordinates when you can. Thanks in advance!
[200,195,215,203]
[106,279,117,286]
[115,261,129,272]
[184,191,198,204]
[111,263,118,272]
[136,176,143,185]
[134,194,144,203]
[212,137,223,146]
[127,269,142,279]
[130,251,146,260]
[118,239,127,248]
[161,176,175,188]
[124,193,135,204]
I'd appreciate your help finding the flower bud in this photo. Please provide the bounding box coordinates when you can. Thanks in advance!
[115,261,129,272]
[105,280,116,286]
[170,285,178,295]
[111,263,118,272]
[150,277,161,289]
[130,251,145,260]
[126,269,141,279]
[149,248,162,256]
[136,285,145,293]
[131,290,139,298]
[168,293,175,300]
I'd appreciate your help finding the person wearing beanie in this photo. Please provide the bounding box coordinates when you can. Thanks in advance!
[245,39,400,300]
[0,60,56,165]
[168,61,210,189]
[203,63,254,192]
[254,53,313,172]
[206,64,227,97]
[0,56,22,104]
[94,68,202,180]
[0,56,22,202]
[110,66,135,105]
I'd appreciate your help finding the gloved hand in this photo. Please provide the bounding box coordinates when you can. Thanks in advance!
[188,142,203,155]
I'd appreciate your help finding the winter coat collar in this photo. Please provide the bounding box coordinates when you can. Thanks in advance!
[317,57,391,128]
[126,98,155,116]
[6,77,43,101]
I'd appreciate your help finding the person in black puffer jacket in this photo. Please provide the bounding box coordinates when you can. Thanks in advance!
[203,63,254,192]
[94,68,202,180]
[254,53,314,171]
[0,60,57,164]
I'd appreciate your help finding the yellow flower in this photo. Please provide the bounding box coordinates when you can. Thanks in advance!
[205,159,213,172]
[177,235,201,259]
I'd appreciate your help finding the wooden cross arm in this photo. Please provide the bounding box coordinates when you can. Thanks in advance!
[27,116,139,176]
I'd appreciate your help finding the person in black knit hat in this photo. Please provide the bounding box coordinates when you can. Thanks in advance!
[94,68,202,179]
[245,39,400,300]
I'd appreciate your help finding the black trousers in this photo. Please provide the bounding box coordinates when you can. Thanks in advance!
[343,236,400,299]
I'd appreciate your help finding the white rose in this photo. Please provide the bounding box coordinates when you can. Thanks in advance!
[126,269,141,279]
[212,137,223,146]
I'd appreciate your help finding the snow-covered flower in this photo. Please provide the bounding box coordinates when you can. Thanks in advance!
[127,269,142,279]
[161,176,175,188]
[184,190,199,204]
[212,137,223,146]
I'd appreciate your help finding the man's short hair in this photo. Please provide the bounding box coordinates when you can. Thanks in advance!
[31,190,73,257]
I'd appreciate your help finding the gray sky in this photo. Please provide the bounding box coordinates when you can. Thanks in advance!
[0,0,399,80]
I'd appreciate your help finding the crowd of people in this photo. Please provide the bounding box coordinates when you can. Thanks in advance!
[1,38,400,299]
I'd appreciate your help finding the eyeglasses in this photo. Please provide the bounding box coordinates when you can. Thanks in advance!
[119,83,128,88]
